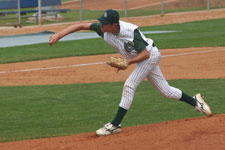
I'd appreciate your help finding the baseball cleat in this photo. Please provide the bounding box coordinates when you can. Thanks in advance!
[193,93,212,116]
[96,122,121,136]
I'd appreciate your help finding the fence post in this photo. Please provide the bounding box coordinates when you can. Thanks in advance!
[161,0,164,15]
[38,0,42,26]
[80,0,83,21]
[17,0,21,25]
[124,0,127,17]
[207,0,210,9]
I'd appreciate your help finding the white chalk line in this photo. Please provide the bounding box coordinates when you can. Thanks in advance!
[162,49,225,57]
[0,48,224,74]
[0,62,106,74]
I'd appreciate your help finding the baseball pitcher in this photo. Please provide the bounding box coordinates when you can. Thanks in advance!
[49,9,212,136]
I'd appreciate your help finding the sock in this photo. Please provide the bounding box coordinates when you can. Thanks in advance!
[111,107,127,126]
[179,92,197,106]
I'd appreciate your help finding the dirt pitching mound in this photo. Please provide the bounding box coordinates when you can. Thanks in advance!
[0,114,224,150]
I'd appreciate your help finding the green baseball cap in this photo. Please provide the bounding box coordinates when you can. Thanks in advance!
[98,9,119,25]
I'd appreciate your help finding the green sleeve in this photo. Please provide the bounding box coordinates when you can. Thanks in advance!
[89,23,104,37]
[133,29,149,53]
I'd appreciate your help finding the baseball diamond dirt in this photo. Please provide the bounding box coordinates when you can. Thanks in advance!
[0,1,225,150]
[0,47,224,86]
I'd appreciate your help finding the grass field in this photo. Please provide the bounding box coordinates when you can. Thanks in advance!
[0,79,224,142]
[0,17,224,143]
[0,18,225,63]
[61,0,73,2]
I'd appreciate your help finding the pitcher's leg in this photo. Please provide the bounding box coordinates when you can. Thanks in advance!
[112,52,160,126]
[119,62,153,110]
[146,66,212,115]
[112,65,151,126]
[147,65,200,107]
[147,65,182,100]
[111,67,149,127]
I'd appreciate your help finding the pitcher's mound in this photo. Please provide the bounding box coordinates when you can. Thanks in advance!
[1,114,225,150]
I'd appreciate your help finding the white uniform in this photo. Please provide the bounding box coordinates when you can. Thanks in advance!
[103,21,182,110]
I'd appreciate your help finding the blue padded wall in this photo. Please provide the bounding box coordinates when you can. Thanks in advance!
[0,0,61,9]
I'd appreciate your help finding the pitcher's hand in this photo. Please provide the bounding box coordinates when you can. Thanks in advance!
[49,33,61,46]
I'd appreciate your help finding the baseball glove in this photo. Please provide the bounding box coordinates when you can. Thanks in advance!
[107,56,129,70]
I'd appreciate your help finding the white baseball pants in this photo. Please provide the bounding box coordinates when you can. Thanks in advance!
[119,46,182,110]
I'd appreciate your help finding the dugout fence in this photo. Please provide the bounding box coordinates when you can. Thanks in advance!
[0,0,69,27]
[0,0,21,27]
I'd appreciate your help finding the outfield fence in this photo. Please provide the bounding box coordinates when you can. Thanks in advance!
[77,0,225,20]
[0,0,225,27]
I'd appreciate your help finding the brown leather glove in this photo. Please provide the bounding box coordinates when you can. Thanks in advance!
[107,56,129,70]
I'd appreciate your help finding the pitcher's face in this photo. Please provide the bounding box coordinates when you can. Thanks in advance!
[101,23,119,34]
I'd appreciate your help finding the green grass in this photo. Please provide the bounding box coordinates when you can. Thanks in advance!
[0,38,114,63]
[61,0,73,2]
[142,18,225,48]
[0,18,225,63]
[0,79,224,142]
